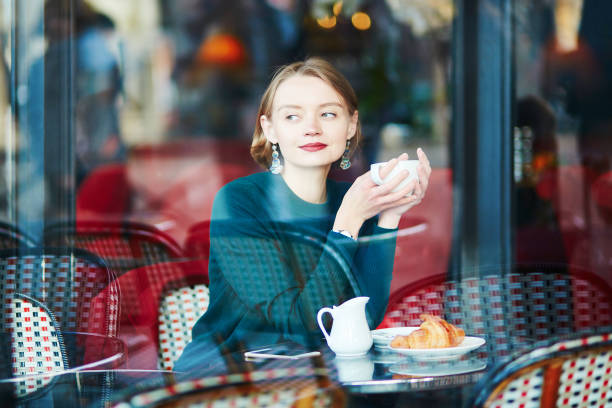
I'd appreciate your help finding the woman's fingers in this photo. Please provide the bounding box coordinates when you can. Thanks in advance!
[381,194,419,211]
[417,148,431,175]
[377,152,410,180]
[373,169,410,195]
[376,179,417,205]
[378,157,399,180]
[416,165,428,193]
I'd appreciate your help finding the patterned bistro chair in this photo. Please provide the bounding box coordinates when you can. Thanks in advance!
[158,282,210,371]
[111,367,345,408]
[470,331,612,408]
[0,248,121,405]
[1,293,67,399]
[0,247,119,338]
[380,264,612,359]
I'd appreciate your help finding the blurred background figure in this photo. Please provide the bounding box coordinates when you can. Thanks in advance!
[514,95,566,264]
[558,0,612,178]
[74,5,125,186]
[26,0,124,219]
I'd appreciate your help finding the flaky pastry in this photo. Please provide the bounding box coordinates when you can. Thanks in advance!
[390,314,465,349]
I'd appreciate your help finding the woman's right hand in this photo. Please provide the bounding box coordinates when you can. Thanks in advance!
[333,153,419,238]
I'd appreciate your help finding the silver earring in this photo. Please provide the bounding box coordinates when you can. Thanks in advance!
[269,143,283,174]
[340,139,351,170]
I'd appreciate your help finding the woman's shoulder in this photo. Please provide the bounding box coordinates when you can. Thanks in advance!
[212,172,272,218]
[217,172,270,197]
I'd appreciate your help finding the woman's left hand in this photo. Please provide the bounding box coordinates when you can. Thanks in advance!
[378,148,432,228]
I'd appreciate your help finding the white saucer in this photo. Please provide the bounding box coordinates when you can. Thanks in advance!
[388,336,486,361]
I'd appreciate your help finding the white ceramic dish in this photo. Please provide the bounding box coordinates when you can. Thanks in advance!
[371,327,418,348]
[388,336,486,361]
[389,358,487,377]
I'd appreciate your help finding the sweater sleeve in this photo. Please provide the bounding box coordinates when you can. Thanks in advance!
[352,223,397,327]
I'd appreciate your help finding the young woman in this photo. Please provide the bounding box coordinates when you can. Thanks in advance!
[175,58,431,372]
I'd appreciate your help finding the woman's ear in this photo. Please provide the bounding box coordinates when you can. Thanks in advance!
[348,110,358,140]
[260,115,277,144]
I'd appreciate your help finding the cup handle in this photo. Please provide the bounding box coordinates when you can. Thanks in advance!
[317,307,334,341]
[370,164,384,185]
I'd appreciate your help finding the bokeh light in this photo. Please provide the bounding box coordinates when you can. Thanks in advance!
[351,12,371,30]
[317,15,337,29]
[333,1,343,16]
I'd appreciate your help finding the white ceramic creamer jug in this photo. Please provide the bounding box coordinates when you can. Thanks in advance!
[316,296,373,357]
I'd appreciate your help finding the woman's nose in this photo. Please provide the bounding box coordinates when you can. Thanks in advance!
[304,114,321,135]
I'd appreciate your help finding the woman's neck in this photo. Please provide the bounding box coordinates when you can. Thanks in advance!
[281,165,330,204]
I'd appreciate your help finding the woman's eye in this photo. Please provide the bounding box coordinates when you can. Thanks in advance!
[322,112,337,118]
[285,114,299,120]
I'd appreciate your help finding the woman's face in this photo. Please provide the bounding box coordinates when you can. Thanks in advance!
[260,75,358,173]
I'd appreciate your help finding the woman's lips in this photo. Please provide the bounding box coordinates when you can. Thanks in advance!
[299,143,327,152]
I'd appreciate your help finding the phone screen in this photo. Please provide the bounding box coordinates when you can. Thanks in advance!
[243,344,321,360]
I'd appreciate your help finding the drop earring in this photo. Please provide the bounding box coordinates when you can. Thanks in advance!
[269,143,283,174]
[339,139,351,170]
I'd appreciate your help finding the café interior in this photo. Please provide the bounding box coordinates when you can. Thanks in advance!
[1,0,611,407]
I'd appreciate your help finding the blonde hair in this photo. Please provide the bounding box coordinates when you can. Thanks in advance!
[250,57,361,168]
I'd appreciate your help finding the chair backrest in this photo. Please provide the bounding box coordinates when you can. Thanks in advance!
[0,247,119,337]
[471,331,612,408]
[0,221,36,249]
[158,283,210,371]
[211,228,363,331]
[380,264,612,359]
[1,293,67,399]
[43,220,183,277]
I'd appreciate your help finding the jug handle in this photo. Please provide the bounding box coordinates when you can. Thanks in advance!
[317,307,334,342]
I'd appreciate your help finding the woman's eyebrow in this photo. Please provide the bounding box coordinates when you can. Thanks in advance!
[319,102,343,108]
[276,104,302,111]
[276,102,343,111]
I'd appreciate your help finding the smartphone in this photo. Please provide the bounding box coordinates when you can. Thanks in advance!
[244,344,321,360]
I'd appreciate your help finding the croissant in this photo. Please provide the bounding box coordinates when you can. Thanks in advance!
[390,314,465,349]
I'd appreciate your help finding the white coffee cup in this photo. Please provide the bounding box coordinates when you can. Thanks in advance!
[370,159,420,195]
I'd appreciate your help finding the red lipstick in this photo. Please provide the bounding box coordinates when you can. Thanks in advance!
[300,143,327,152]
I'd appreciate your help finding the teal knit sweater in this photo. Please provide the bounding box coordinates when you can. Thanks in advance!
[175,172,397,371]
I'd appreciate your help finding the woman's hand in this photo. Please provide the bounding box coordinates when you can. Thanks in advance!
[333,150,430,237]
[378,148,431,228]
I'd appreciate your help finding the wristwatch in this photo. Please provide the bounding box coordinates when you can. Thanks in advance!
[332,228,355,240]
